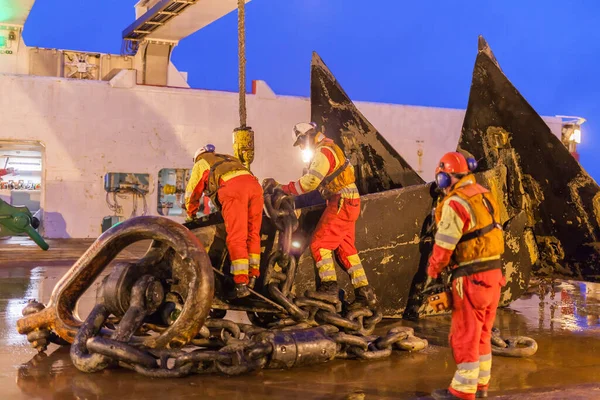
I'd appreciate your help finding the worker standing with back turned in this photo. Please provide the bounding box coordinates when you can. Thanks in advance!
[427,152,505,400]
[185,144,264,299]
[264,122,377,309]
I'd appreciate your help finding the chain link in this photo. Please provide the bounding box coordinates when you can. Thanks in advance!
[491,327,538,357]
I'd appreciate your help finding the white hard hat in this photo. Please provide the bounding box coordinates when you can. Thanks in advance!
[193,144,215,161]
[292,122,318,147]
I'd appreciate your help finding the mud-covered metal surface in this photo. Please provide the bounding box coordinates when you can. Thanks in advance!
[182,40,600,320]
[310,52,425,194]
[187,44,546,317]
[291,184,436,317]
[459,37,600,283]
[192,166,532,319]
[190,189,434,318]
[192,38,599,321]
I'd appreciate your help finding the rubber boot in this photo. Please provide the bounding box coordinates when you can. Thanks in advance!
[476,389,488,398]
[233,283,251,299]
[307,281,340,304]
[248,276,257,290]
[431,389,462,400]
[351,285,378,309]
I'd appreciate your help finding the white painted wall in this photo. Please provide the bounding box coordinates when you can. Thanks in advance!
[0,72,563,238]
[0,35,29,75]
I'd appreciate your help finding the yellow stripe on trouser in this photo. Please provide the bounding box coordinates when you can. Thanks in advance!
[317,249,337,282]
[231,259,249,276]
[450,361,479,395]
[347,254,368,288]
[249,253,260,276]
[478,353,492,386]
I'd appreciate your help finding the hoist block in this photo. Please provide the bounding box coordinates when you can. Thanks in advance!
[233,127,255,169]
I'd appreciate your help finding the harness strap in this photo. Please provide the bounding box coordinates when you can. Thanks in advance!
[457,194,502,244]
[205,155,247,199]
[452,259,502,280]
[319,158,350,188]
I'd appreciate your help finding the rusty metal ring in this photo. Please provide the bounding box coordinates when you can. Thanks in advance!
[492,336,538,358]
[17,216,214,350]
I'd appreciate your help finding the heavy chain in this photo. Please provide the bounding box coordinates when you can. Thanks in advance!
[79,317,273,378]
[75,315,426,378]
[58,191,428,377]
[260,191,428,358]
[263,191,382,331]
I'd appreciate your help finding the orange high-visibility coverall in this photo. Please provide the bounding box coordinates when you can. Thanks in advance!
[427,175,505,400]
[185,158,263,285]
[282,139,369,289]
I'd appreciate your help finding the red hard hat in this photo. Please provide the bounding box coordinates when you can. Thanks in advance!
[436,152,469,175]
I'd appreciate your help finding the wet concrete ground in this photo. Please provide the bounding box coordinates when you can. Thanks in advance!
[1,264,599,399]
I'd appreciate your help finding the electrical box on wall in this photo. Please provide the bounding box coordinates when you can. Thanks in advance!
[103,172,150,232]
[101,215,124,233]
[0,25,21,55]
[157,168,189,216]
[104,172,149,194]
[157,168,217,217]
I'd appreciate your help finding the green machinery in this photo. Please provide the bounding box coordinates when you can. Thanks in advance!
[0,198,49,250]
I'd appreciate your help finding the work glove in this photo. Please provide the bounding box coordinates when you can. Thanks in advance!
[426,263,439,280]
[262,178,281,194]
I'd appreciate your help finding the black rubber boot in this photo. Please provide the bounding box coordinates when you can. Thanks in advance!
[233,283,251,299]
[431,389,462,399]
[351,285,378,309]
[307,281,340,304]
[476,389,488,398]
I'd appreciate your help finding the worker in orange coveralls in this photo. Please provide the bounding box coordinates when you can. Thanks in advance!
[428,152,505,400]
[264,122,377,308]
[0,167,15,180]
[185,144,264,299]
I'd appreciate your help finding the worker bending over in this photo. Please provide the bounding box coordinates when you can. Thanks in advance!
[185,144,264,298]
[265,122,377,309]
[427,152,505,400]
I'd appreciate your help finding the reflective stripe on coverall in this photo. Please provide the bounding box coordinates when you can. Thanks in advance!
[427,176,505,400]
[282,141,368,288]
[185,159,263,284]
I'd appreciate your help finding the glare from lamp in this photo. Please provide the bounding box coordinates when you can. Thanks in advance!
[301,149,314,163]
[571,129,581,144]
[291,241,301,249]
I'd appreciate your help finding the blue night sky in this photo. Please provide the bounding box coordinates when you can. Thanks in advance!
[24,0,600,181]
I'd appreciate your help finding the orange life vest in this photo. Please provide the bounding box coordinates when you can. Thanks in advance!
[435,176,504,265]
